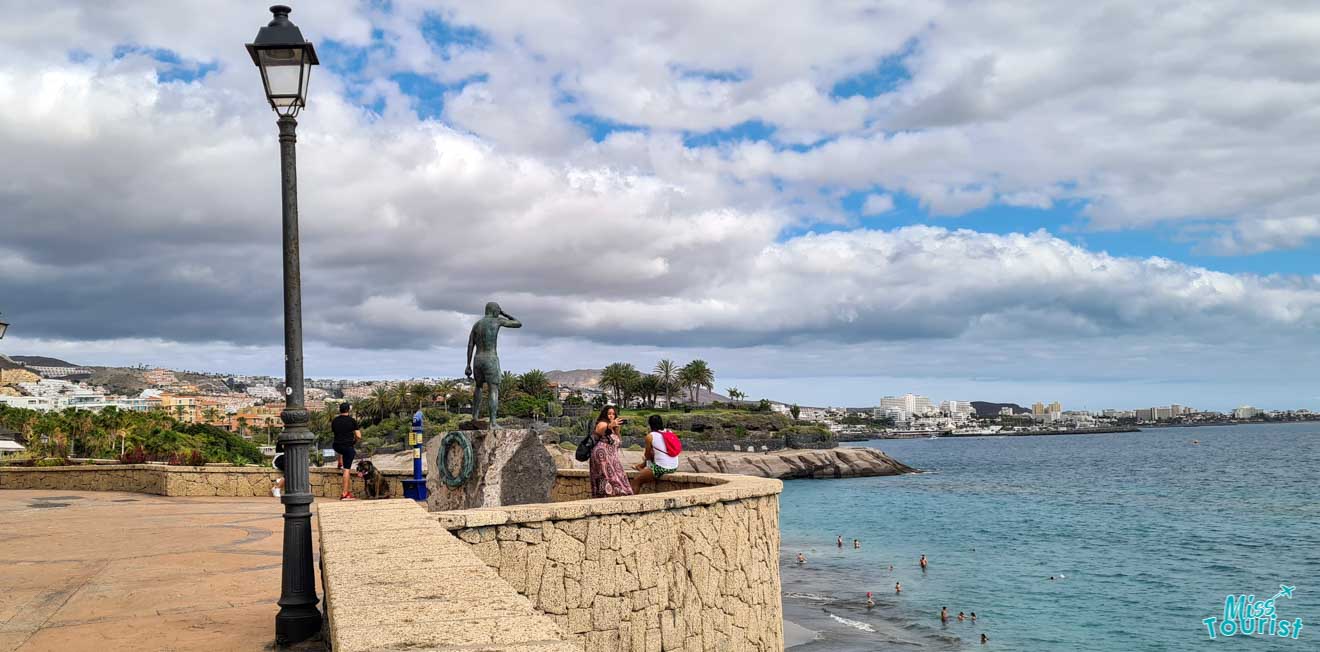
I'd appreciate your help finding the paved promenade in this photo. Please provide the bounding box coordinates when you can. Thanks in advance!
[0,490,316,651]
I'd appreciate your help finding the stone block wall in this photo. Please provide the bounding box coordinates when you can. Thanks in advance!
[0,466,166,494]
[0,465,409,498]
[438,472,784,652]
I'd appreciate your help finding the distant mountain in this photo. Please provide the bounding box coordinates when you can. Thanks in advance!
[972,401,1028,417]
[545,369,603,388]
[11,355,80,368]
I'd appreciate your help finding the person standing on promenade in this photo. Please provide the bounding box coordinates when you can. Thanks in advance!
[331,402,361,500]
[589,406,632,498]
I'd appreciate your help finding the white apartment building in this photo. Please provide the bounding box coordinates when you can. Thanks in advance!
[245,384,283,400]
[940,400,975,418]
[880,394,935,420]
[0,395,55,410]
[1233,405,1263,419]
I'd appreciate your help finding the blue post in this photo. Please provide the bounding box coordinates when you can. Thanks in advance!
[402,409,428,500]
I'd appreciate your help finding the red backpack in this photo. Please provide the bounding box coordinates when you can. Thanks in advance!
[660,430,682,457]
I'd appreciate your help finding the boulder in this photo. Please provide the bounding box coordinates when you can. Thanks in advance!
[425,428,557,511]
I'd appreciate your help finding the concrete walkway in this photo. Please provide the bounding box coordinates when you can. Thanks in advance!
[0,490,319,651]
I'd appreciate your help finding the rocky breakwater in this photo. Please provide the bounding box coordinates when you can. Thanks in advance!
[682,447,916,479]
[548,445,916,480]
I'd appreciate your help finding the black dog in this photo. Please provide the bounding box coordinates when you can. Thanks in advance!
[354,460,392,499]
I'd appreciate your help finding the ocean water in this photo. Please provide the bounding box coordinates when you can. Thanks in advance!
[779,423,1320,651]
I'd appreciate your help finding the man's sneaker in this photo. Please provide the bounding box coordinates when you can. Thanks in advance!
[271,487,282,498]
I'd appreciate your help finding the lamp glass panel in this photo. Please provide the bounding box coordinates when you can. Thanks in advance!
[257,48,305,98]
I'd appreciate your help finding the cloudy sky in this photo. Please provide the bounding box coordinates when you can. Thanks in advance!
[3,1,1320,411]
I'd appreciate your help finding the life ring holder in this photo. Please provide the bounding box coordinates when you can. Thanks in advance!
[438,431,475,487]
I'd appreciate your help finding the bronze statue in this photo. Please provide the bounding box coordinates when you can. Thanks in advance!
[465,302,521,427]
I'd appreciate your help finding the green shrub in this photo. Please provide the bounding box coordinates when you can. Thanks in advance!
[35,457,70,467]
[558,440,577,451]
[626,444,643,452]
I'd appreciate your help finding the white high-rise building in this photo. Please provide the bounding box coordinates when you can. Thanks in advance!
[880,393,935,419]
[940,400,974,417]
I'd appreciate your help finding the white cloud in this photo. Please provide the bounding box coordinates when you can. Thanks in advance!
[1202,216,1320,255]
[5,1,1320,408]
[861,193,895,216]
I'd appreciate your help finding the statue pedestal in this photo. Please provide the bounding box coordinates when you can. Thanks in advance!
[424,428,556,511]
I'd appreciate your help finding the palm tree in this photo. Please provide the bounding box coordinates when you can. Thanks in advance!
[654,359,678,409]
[409,382,434,411]
[500,371,519,393]
[600,363,638,405]
[637,374,662,408]
[726,387,744,402]
[367,386,393,422]
[390,383,413,417]
[519,369,550,399]
[237,416,248,439]
[680,360,714,405]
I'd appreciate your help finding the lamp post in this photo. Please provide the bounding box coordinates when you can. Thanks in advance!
[0,314,8,340]
[246,5,321,646]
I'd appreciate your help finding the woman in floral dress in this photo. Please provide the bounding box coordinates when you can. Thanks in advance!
[589,405,633,498]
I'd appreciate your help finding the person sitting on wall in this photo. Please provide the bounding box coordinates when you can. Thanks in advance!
[631,414,680,494]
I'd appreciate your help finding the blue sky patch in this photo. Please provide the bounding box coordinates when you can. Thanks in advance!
[830,41,915,98]
[110,45,216,83]
[683,120,776,148]
[420,13,489,55]
[573,114,648,142]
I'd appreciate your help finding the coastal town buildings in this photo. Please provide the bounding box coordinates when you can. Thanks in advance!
[142,368,178,386]
[1233,405,1264,419]
[880,394,935,420]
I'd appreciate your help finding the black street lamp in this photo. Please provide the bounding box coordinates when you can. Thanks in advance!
[246,5,321,646]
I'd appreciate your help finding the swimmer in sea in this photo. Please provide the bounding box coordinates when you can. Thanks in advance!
[853,539,860,549]
[920,554,928,571]
[981,633,989,644]
[958,611,965,622]
[895,582,902,594]
[971,612,977,623]
[866,592,874,609]
[797,552,805,564]
[837,535,843,548]
[940,606,949,623]
[888,564,894,572]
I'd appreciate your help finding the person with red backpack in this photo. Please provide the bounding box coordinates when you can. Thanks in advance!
[631,414,681,494]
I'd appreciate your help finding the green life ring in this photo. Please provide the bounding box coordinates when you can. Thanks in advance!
[438,432,475,487]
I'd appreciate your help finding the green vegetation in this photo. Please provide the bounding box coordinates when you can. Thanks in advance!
[0,405,262,465]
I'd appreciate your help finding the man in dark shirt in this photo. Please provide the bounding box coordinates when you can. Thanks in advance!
[330,402,361,500]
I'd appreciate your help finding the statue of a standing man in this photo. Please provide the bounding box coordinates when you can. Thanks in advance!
[465,302,521,427]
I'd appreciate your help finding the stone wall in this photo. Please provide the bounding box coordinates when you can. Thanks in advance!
[436,471,784,652]
[318,499,580,651]
[0,464,410,498]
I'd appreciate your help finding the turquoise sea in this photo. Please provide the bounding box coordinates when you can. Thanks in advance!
[779,423,1320,651]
